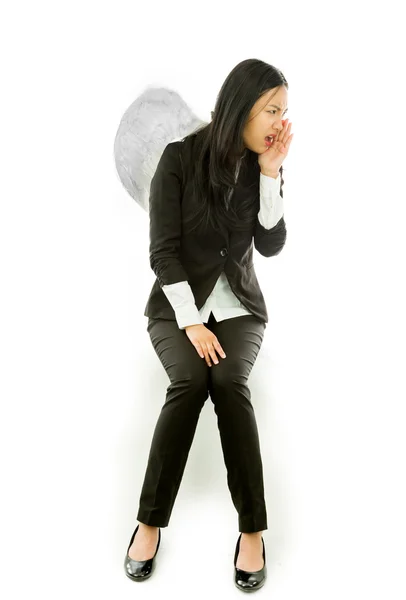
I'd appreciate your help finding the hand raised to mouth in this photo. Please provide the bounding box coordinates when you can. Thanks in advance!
[258,119,294,176]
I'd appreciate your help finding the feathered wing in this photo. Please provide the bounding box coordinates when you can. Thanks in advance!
[114,86,205,211]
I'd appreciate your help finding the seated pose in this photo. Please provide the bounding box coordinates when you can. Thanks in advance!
[123,56,293,593]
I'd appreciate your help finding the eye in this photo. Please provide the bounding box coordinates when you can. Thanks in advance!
[267,110,288,116]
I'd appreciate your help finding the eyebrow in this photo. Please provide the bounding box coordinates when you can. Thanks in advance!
[267,104,288,112]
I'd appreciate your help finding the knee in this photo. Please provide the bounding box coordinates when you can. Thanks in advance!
[170,365,209,397]
[210,361,247,391]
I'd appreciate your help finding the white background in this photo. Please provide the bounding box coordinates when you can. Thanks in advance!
[1,1,405,598]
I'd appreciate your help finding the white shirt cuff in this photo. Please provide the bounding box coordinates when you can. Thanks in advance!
[258,172,285,229]
[162,281,204,329]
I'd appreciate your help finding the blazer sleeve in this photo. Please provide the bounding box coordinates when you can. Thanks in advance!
[148,142,190,286]
[253,166,287,257]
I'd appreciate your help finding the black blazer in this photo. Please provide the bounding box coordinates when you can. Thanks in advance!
[143,134,287,324]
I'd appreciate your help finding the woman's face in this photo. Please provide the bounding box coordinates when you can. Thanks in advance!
[242,86,289,155]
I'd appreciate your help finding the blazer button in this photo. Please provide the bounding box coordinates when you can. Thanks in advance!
[220,248,228,257]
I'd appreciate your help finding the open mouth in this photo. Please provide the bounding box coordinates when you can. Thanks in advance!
[265,136,275,146]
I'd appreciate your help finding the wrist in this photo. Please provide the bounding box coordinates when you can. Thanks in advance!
[260,169,279,179]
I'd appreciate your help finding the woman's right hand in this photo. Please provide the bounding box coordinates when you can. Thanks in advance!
[184,324,226,366]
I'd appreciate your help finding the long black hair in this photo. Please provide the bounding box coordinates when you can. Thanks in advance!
[180,58,288,237]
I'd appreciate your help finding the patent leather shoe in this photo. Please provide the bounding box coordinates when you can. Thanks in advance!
[124,524,161,581]
[233,533,267,592]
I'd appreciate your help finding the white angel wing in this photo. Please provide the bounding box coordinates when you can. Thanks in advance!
[114,86,205,211]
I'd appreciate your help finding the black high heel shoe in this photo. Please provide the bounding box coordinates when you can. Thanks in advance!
[124,524,161,581]
[233,533,267,592]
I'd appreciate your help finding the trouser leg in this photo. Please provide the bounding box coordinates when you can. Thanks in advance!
[136,317,209,527]
[206,312,268,533]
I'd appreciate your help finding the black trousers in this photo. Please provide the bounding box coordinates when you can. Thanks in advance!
[136,311,268,533]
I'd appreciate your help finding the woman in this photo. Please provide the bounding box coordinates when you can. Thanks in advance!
[124,58,293,592]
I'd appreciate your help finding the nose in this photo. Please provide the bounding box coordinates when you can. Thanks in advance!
[275,118,288,133]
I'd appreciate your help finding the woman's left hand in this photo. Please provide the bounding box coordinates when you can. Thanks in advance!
[257,119,294,176]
